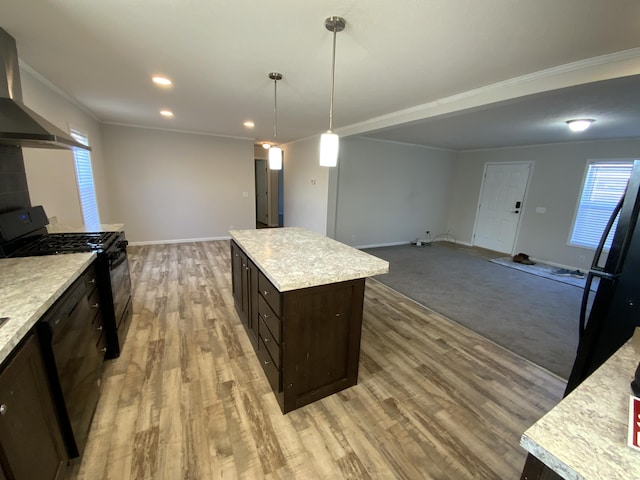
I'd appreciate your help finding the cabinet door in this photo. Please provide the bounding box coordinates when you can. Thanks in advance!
[247,259,259,346]
[231,241,243,308]
[0,334,67,480]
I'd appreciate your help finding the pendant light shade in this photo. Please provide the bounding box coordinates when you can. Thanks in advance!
[319,131,339,167]
[269,145,283,170]
[320,16,345,167]
[268,72,283,170]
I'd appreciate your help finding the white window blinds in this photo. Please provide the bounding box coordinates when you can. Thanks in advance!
[570,161,633,250]
[70,129,100,227]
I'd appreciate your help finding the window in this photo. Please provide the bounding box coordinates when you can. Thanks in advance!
[570,161,634,250]
[70,129,100,226]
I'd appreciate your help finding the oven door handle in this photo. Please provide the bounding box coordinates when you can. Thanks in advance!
[110,250,127,268]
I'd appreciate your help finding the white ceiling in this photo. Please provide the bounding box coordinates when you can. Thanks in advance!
[1,0,640,150]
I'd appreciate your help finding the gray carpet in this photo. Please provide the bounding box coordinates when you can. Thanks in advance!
[363,242,585,379]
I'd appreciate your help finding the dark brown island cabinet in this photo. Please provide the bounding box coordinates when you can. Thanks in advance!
[0,333,67,480]
[230,230,388,414]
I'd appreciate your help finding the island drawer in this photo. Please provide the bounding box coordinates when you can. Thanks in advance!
[258,295,281,343]
[259,317,281,368]
[257,337,280,393]
[258,272,281,316]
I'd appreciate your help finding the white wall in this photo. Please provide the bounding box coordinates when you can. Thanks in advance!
[101,124,255,244]
[333,137,455,247]
[282,135,331,234]
[19,67,110,224]
[448,139,640,268]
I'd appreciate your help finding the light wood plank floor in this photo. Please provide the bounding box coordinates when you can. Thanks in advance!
[67,241,565,479]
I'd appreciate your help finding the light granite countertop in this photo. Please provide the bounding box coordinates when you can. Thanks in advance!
[521,330,640,479]
[229,227,389,292]
[47,223,124,233]
[0,253,96,364]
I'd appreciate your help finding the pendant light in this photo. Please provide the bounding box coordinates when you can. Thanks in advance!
[320,16,345,167]
[268,72,283,170]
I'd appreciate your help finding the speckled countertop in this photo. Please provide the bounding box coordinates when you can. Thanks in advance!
[521,331,640,479]
[0,253,96,364]
[229,227,389,292]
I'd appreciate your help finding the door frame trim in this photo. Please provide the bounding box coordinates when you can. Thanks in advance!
[471,161,534,254]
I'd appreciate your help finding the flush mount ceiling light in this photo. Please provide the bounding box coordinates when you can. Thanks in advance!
[243,121,255,128]
[319,16,346,167]
[268,72,283,170]
[566,119,595,132]
[152,76,172,87]
[159,109,174,118]
[262,143,271,149]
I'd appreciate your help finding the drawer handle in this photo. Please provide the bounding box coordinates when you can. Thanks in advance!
[92,303,100,309]
[263,290,269,296]
[0,404,6,415]
[263,314,270,319]
[263,360,270,366]
[97,325,103,331]
[264,337,270,343]
[89,278,96,284]
[100,347,108,353]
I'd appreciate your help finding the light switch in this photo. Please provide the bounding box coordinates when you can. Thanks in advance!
[242,191,249,198]
[310,179,317,185]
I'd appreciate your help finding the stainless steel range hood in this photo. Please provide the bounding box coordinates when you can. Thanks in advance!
[0,27,90,151]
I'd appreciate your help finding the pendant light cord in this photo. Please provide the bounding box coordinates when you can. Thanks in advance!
[273,77,278,139]
[328,25,337,132]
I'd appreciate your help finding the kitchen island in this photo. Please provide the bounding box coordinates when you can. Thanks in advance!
[520,330,640,479]
[229,227,389,413]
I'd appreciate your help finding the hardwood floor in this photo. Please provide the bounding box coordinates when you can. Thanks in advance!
[66,241,565,479]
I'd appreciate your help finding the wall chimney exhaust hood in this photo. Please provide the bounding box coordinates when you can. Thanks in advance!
[0,27,90,151]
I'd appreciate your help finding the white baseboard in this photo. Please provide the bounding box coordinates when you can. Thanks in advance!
[128,235,231,246]
[354,240,411,249]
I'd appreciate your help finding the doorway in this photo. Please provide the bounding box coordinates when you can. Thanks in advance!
[254,158,283,228]
[255,159,268,226]
[473,162,531,253]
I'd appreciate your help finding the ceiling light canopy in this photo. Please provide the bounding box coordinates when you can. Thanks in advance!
[566,119,595,132]
[320,16,345,168]
[152,76,172,86]
[268,72,283,170]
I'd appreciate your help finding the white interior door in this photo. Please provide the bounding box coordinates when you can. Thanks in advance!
[473,163,531,253]
[255,160,268,225]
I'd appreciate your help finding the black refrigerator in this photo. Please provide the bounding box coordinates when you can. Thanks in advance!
[565,159,640,395]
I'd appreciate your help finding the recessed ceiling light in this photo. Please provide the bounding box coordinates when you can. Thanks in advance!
[152,76,173,86]
[566,119,595,132]
[160,109,174,118]
[244,121,255,128]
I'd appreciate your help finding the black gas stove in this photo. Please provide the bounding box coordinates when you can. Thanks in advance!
[0,205,132,359]
[5,231,118,256]
[0,206,119,258]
